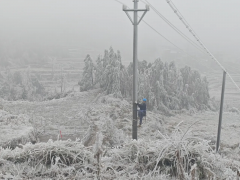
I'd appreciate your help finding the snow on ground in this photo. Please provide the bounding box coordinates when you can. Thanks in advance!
[0,110,34,148]
[165,111,240,149]
[1,89,239,151]
[2,89,133,145]
[1,89,240,179]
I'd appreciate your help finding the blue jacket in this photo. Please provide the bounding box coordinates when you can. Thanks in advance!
[137,103,146,116]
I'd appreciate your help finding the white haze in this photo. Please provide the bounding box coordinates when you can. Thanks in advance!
[0,0,240,65]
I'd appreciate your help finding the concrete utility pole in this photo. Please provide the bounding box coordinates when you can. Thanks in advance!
[216,71,226,153]
[123,0,149,140]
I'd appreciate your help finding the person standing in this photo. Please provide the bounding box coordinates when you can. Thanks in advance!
[135,98,147,127]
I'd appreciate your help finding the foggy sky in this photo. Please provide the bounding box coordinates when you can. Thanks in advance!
[1,0,240,65]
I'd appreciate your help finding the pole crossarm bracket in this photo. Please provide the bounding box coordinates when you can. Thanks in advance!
[123,4,149,25]
[124,11,134,24]
[137,10,148,25]
[123,9,148,11]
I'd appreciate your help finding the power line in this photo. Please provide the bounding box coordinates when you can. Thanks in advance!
[114,0,199,60]
[142,0,206,54]
[115,0,124,5]
[166,0,240,92]
[141,20,198,59]
[142,20,186,52]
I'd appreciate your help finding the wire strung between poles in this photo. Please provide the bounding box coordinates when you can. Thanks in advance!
[114,0,202,61]
[165,0,240,92]
[142,0,206,54]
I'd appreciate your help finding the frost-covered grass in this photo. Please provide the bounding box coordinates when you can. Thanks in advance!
[0,125,240,179]
[165,111,240,149]
[0,110,34,148]
[0,139,95,179]
[1,89,240,179]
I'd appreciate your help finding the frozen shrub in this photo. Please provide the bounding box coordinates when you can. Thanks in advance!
[228,107,239,114]
[102,117,125,147]
[208,97,219,111]
[0,125,239,179]
[0,110,31,126]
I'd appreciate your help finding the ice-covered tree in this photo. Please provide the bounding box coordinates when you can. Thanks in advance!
[119,66,130,97]
[79,47,211,114]
[0,70,45,100]
[79,55,94,91]
[95,55,103,87]
[101,47,122,97]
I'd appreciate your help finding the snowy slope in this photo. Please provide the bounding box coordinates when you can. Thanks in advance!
[1,89,240,179]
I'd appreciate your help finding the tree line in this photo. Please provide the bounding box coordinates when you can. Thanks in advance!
[79,47,211,114]
[0,69,45,101]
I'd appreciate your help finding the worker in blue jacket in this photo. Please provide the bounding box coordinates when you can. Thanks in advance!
[135,98,147,127]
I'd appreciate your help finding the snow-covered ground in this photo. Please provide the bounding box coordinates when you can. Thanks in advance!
[1,89,239,149]
[0,110,34,148]
[165,111,240,149]
[1,89,240,179]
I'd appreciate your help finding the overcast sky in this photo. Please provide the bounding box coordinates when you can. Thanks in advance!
[1,0,240,64]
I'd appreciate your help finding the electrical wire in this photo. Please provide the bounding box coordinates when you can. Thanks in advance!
[114,0,199,60]
[142,0,206,54]
[165,0,240,92]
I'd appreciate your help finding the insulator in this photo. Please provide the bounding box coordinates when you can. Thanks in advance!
[146,5,150,11]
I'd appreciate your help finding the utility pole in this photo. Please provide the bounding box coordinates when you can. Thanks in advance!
[216,71,226,152]
[123,0,149,140]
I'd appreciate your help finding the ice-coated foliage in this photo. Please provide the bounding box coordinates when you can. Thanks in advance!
[101,47,122,97]
[102,117,125,147]
[79,48,210,113]
[0,109,34,149]
[0,69,45,101]
[0,109,31,126]
[79,54,95,91]
[0,125,239,179]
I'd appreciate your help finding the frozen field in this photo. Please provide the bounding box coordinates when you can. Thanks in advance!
[1,88,240,179]
[0,72,240,179]
[2,88,239,150]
